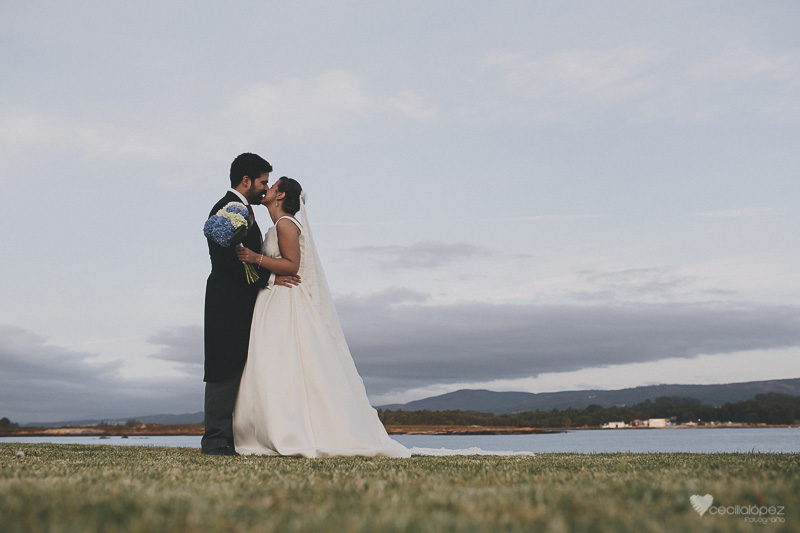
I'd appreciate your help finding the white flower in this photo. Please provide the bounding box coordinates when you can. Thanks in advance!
[219,211,247,229]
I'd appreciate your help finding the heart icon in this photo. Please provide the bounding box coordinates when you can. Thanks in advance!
[690,494,713,516]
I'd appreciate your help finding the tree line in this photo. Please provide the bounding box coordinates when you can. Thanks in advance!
[377,393,800,428]
[5,393,798,430]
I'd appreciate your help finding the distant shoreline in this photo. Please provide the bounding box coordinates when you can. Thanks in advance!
[0,424,203,438]
[2,423,795,438]
[0,424,561,437]
[385,425,565,435]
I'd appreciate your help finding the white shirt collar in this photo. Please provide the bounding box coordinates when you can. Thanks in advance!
[228,188,248,205]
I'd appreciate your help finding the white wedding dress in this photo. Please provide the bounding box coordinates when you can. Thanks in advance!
[233,200,533,458]
[233,207,410,458]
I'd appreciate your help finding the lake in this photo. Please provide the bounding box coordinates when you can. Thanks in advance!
[3,427,798,453]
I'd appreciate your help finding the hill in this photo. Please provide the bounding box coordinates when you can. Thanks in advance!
[21,412,204,428]
[378,378,800,414]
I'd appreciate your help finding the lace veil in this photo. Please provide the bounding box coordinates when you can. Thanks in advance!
[292,195,534,457]
[297,195,350,352]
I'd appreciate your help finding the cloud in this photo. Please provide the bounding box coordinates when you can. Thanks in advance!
[0,70,438,169]
[694,207,781,218]
[468,46,656,123]
[216,70,438,138]
[338,287,430,307]
[6,292,800,421]
[0,108,182,164]
[217,71,377,138]
[335,295,800,396]
[351,240,488,269]
[386,89,439,121]
[693,46,800,82]
[637,45,800,122]
[0,325,202,423]
[574,267,699,300]
[474,43,800,124]
[147,326,204,367]
[495,213,609,223]
[484,46,654,101]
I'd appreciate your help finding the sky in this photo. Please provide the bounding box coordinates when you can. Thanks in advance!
[1,1,799,423]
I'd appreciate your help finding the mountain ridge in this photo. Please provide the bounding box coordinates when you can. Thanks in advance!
[377,378,800,414]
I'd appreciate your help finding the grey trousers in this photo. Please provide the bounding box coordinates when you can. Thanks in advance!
[201,369,243,453]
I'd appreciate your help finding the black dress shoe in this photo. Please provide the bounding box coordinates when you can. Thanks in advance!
[204,446,238,456]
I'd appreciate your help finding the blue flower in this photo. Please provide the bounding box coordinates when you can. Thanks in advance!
[202,203,260,284]
[224,202,250,218]
[204,215,236,246]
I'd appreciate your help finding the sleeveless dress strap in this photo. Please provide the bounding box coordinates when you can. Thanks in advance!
[275,215,303,234]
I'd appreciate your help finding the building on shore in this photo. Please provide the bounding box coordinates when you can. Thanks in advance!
[601,421,628,429]
[621,418,671,428]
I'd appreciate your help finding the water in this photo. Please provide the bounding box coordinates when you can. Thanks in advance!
[394,428,800,453]
[2,428,798,453]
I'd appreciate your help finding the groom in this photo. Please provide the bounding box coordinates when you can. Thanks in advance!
[202,152,297,455]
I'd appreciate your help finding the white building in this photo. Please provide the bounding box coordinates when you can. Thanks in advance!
[602,421,628,429]
[645,418,668,428]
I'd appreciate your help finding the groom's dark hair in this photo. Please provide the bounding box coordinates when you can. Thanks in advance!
[230,153,273,187]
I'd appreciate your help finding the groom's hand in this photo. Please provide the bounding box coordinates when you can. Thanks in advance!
[274,275,301,287]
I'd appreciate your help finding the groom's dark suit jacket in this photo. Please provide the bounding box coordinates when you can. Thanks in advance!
[204,191,270,382]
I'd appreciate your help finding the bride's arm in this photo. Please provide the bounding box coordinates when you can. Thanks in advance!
[236,219,301,275]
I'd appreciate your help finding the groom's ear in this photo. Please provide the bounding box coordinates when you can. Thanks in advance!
[241,176,252,187]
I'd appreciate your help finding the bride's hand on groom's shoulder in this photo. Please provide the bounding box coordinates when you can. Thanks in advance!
[274,275,301,287]
[236,246,259,264]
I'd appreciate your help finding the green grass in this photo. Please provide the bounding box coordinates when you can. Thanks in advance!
[1,444,798,532]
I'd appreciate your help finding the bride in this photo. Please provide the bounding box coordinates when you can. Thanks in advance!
[233,177,533,458]
[232,177,411,458]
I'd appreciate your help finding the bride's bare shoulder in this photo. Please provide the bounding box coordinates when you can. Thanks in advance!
[276,216,302,235]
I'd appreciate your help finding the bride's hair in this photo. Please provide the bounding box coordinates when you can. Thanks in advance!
[277,177,303,215]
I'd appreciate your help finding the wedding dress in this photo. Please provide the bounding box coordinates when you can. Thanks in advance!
[233,201,410,458]
[233,198,532,458]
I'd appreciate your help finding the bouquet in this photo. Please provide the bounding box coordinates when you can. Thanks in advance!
[203,202,260,284]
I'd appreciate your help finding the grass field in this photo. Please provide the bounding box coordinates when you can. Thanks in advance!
[1,444,797,532]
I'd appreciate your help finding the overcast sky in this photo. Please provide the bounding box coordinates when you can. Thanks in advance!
[2,1,799,423]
